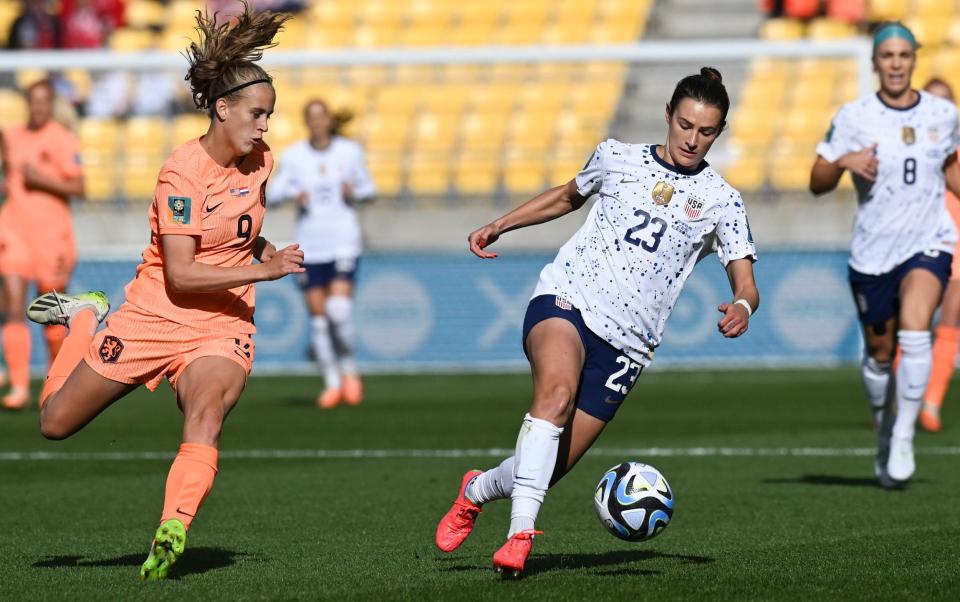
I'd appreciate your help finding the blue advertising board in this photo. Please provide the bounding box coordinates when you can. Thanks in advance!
[27,250,862,375]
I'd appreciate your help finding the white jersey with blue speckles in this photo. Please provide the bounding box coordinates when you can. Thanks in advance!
[817,91,959,275]
[533,140,756,366]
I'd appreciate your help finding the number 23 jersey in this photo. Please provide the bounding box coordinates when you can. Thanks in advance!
[817,91,959,275]
[533,140,756,366]
[124,138,273,334]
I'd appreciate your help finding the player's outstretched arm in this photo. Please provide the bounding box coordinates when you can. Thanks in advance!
[717,258,758,338]
[809,145,877,195]
[467,179,587,258]
[162,234,304,292]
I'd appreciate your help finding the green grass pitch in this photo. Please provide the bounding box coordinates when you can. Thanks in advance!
[1,369,959,600]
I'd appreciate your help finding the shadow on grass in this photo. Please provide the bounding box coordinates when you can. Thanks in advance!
[438,549,713,577]
[32,547,259,578]
[763,474,922,489]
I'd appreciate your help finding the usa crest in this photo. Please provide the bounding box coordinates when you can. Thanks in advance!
[652,181,674,206]
[684,196,704,220]
[902,126,916,145]
[99,336,124,364]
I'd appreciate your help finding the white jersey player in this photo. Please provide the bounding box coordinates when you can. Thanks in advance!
[810,22,960,488]
[434,68,760,578]
[266,100,376,409]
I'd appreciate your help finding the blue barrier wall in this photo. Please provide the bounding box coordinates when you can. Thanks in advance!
[28,251,862,375]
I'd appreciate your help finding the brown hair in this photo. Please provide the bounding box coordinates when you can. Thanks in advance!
[923,77,954,101]
[304,99,354,136]
[184,0,291,116]
[667,66,730,129]
[23,78,55,98]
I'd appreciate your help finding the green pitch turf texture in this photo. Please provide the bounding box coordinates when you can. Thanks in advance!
[1,369,959,601]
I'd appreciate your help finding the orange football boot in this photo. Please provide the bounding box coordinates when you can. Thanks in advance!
[435,470,483,552]
[2,388,29,411]
[492,530,542,578]
[342,375,363,406]
[317,388,342,409]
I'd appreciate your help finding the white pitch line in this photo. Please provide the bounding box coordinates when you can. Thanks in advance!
[2,447,960,462]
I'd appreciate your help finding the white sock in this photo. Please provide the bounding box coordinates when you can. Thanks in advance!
[466,456,515,505]
[326,296,357,375]
[311,316,341,390]
[509,414,563,538]
[861,356,891,427]
[894,330,932,440]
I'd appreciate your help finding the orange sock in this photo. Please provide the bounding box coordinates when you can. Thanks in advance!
[3,322,31,392]
[160,443,219,530]
[40,309,97,405]
[44,325,66,366]
[925,325,960,408]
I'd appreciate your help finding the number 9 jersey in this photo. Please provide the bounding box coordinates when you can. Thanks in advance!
[817,91,960,275]
[532,140,756,366]
[124,138,273,334]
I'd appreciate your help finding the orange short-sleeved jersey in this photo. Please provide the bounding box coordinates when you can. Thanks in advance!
[0,121,82,231]
[124,138,273,333]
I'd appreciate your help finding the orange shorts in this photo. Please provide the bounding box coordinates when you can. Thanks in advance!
[0,223,75,290]
[87,302,255,392]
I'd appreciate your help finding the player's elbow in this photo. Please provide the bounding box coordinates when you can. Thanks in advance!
[164,263,196,293]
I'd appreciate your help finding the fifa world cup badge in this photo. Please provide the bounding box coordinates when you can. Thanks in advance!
[902,126,916,145]
[652,181,674,206]
[168,196,191,224]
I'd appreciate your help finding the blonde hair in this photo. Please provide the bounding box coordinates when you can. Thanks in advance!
[184,1,291,116]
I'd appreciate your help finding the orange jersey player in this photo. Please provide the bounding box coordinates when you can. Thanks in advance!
[0,79,84,410]
[24,2,302,581]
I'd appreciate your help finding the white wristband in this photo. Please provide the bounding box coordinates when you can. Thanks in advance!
[734,299,753,317]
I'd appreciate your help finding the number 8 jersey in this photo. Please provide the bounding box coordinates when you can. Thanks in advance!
[533,140,756,366]
[817,91,959,275]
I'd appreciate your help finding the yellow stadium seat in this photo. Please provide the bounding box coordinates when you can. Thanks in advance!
[80,118,121,154]
[460,112,507,152]
[450,21,498,46]
[790,85,834,109]
[869,0,909,21]
[308,0,360,27]
[0,89,26,128]
[906,16,949,48]
[359,0,406,26]
[759,18,805,40]
[807,18,857,40]
[782,108,831,144]
[303,25,354,48]
[503,156,547,195]
[555,0,598,24]
[453,154,500,196]
[542,21,589,45]
[398,24,450,47]
[721,156,766,192]
[408,0,457,27]
[547,153,589,186]
[273,17,307,49]
[455,3,502,26]
[367,154,404,196]
[109,28,156,52]
[467,84,518,114]
[502,0,551,27]
[373,85,426,114]
[768,152,814,190]
[121,153,164,199]
[589,19,643,43]
[411,113,460,152]
[505,113,558,153]
[729,109,777,145]
[124,117,169,154]
[598,0,653,23]
[913,0,952,18]
[407,156,451,196]
[518,83,570,113]
[172,113,209,146]
[83,164,117,202]
[126,0,166,29]
[353,25,399,48]
[496,22,544,45]
[264,114,303,152]
[362,114,411,152]
[421,84,471,116]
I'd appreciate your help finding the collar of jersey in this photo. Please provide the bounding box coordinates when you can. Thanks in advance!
[874,90,921,112]
[648,145,709,176]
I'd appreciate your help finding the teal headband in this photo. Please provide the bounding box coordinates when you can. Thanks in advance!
[873,23,918,51]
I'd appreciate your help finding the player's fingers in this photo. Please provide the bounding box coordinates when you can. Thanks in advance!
[718,303,730,313]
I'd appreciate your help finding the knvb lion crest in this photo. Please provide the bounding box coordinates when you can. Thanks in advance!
[99,336,124,364]
[651,181,675,206]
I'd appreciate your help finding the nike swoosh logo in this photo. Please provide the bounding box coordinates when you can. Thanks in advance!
[603,396,619,404]
[176,507,196,518]
[205,202,224,213]
[619,178,641,184]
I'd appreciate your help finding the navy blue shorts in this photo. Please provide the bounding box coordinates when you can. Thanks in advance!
[848,250,952,327]
[522,295,642,423]
[299,258,359,290]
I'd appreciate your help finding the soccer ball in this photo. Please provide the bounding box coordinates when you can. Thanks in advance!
[594,462,674,541]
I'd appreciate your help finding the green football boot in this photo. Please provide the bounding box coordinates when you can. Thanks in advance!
[26,290,110,326]
[139,519,187,581]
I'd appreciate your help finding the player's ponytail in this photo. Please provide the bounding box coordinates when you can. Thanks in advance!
[184,0,291,116]
[667,66,730,129]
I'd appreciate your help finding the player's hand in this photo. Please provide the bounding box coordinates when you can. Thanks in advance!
[838,144,878,182]
[258,241,277,263]
[468,223,501,259]
[263,244,305,280]
[717,303,749,338]
[342,182,354,203]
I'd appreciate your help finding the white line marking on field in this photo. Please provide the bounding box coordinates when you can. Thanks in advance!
[2,447,960,462]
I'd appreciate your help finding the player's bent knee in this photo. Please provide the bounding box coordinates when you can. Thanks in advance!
[39,411,73,441]
[532,383,577,424]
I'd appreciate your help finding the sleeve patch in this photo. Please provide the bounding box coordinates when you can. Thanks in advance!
[168,196,191,224]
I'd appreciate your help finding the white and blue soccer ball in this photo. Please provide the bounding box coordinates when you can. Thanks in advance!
[594,462,674,541]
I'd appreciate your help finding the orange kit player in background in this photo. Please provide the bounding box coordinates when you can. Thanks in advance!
[24,2,302,580]
[920,77,960,433]
[0,79,84,410]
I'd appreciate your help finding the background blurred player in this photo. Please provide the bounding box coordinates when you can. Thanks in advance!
[23,2,302,580]
[267,99,376,409]
[809,23,960,484]
[435,68,758,577]
[920,77,960,433]
[0,78,83,410]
